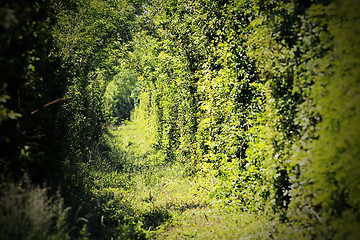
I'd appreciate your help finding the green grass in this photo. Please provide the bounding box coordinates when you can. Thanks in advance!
[83,122,277,239]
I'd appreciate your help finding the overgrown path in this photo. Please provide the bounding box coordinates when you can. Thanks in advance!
[87,124,264,239]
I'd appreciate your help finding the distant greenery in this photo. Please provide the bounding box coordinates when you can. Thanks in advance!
[0,0,359,239]
[104,69,138,124]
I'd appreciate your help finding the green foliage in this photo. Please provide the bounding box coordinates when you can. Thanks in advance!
[1,0,359,238]
[303,1,360,238]
[0,95,22,123]
[123,0,360,238]
[0,0,67,183]
[0,0,144,238]
[104,69,138,124]
[0,176,84,240]
[80,125,214,239]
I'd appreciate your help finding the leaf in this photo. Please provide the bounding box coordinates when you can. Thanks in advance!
[0,95,10,103]
[8,111,22,119]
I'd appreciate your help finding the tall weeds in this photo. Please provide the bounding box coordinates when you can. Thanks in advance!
[0,175,78,240]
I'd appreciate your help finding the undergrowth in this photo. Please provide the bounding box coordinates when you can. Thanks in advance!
[0,175,86,240]
[83,121,281,239]
[84,122,214,239]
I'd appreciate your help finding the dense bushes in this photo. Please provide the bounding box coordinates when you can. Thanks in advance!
[129,0,360,238]
[1,0,359,238]
[0,0,142,238]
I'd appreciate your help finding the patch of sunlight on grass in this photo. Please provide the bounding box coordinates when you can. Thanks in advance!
[95,118,275,239]
[110,116,156,158]
[124,163,209,213]
[155,207,274,240]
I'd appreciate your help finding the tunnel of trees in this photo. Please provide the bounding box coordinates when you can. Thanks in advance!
[0,0,359,239]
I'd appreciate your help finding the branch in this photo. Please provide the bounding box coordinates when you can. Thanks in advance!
[310,208,323,223]
[25,134,46,139]
[31,98,68,115]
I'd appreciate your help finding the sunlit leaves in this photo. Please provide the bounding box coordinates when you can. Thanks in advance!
[133,0,360,238]
[0,95,22,123]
